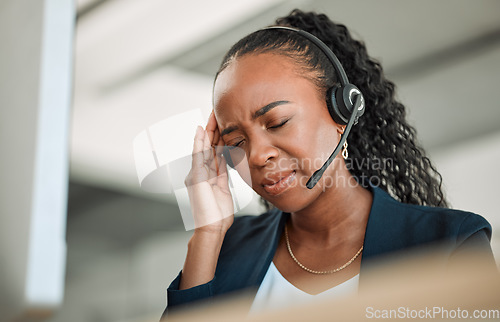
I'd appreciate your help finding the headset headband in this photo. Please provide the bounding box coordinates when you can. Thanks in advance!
[262,26,350,86]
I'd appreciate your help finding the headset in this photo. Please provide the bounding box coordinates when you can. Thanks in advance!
[222,26,366,189]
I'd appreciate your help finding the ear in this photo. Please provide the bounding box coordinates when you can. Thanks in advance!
[336,125,346,135]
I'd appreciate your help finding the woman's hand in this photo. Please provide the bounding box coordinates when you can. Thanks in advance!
[179,111,234,290]
[184,111,234,236]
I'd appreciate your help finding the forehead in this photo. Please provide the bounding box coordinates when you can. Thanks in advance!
[213,53,309,116]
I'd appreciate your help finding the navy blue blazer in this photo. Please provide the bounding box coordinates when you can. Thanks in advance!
[162,185,493,316]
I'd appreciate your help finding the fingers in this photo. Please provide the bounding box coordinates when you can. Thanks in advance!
[212,126,220,147]
[215,131,226,175]
[212,145,220,175]
[191,126,215,173]
[217,154,230,193]
[215,132,229,187]
[192,126,205,169]
[206,111,222,175]
[189,123,228,187]
[206,110,217,131]
[206,110,217,146]
[202,126,211,161]
[216,130,224,147]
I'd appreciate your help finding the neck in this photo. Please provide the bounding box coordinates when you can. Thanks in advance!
[289,164,373,247]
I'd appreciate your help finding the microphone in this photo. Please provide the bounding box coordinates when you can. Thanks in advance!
[306,95,362,189]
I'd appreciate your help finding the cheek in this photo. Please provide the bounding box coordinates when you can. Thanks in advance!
[314,124,338,158]
[289,118,337,172]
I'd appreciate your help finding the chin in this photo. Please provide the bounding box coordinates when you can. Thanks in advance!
[256,187,311,214]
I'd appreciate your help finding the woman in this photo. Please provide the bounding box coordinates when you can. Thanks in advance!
[162,9,494,317]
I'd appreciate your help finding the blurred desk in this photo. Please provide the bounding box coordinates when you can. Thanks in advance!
[167,250,500,321]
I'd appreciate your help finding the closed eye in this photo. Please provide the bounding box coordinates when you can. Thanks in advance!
[228,119,290,147]
[269,119,289,129]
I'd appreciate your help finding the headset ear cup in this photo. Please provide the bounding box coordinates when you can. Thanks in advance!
[342,84,365,121]
[336,84,366,124]
[327,86,349,125]
[337,84,356,118]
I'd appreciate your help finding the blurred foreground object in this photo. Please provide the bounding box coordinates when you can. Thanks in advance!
[167,248,499,321]
[0,0,74,320]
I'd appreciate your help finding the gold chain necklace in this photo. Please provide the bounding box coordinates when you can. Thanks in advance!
[284,224,363,275]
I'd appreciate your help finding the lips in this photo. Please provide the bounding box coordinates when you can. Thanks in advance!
[261,170,296,196]
[261,170,295,186]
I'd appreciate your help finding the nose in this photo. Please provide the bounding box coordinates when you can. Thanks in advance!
[247,136,279,168]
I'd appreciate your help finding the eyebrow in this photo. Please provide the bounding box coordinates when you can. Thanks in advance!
[220,100,290,137]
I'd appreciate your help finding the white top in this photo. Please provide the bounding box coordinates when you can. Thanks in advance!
[249,261,359,314]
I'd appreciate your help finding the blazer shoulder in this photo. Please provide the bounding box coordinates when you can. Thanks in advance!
[395,198,491,242]
[365,187,492,256]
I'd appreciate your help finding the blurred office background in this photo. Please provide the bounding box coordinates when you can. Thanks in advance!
[1,0,500,321]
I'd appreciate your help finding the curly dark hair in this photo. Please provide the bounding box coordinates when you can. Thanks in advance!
[216,9,448,210]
